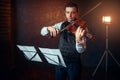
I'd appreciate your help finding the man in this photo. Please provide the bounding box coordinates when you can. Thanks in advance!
[41,2,87,80]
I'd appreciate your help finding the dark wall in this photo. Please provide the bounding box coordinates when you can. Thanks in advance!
[16,0,68,48]
[0,0,120,80]
[16,0,120,67]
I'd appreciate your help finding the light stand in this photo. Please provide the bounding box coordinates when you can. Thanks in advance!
[92,16,120,77]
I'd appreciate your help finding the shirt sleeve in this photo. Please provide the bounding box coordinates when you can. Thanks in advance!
[40,21,63,36]
[76,37,86,53]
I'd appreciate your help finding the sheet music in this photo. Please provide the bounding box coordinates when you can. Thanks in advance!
[39,47,66,67]
[44,54,59,65]
[17,45,42,62]
[17,45,36,52]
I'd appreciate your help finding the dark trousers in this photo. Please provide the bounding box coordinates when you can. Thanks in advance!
[55,63,82,80]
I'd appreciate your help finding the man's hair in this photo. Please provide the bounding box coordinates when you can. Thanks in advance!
[65,2,78,12]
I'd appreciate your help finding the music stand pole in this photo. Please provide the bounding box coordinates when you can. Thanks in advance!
[92,24,120,77]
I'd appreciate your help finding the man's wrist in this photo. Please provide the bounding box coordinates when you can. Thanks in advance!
[76,38,81,44]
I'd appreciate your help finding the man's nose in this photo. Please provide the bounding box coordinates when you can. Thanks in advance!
[69,13,72,17]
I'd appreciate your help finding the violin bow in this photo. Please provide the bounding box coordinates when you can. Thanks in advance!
[80,1,102,19]
[60,1,103,32]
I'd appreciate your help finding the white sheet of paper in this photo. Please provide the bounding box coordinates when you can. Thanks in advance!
[17,45,42,62]
[39,47,66,67]
[44,54,59,65]
[17,45,36,52]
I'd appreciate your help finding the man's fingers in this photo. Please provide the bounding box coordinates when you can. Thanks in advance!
[56,28,59,34]
[53,28,56,37]
[50,28,59,37]
[77,27,84,34]
[81,30,85,36]
[76,27,85,37]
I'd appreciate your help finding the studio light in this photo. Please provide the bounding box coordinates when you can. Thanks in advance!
[92,16,120,77]
[102,16,111,24]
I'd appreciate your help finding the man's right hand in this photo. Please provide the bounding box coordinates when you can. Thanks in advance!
[47,26,59,37]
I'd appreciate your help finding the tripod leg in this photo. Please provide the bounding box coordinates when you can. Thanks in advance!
[92,50,107,77]
[108,50,120,66]
[106,50,108,72]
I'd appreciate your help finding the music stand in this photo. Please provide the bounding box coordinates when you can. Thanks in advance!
[39,47,66,67]
[17,45,42,62]
[92,16,120,77]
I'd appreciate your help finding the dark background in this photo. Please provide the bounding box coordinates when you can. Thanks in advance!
[1,0,120,80]
[16,0,120,66]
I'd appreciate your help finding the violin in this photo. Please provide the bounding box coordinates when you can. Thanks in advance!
[60,1,103,40]
[60,19,95,41]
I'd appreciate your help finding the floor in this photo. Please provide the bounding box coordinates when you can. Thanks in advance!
[3,63,120,80]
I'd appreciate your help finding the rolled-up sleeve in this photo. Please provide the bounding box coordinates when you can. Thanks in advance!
[76,38,86,53]
[40,27,49,36]
[40,22,63,36]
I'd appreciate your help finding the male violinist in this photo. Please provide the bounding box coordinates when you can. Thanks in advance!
[41,2,87,80]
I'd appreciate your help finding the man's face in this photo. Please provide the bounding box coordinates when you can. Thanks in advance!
[65,7,78,21]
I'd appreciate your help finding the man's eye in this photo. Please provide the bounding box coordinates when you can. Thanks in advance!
[66,12,69,14]
[72,12,75,14]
